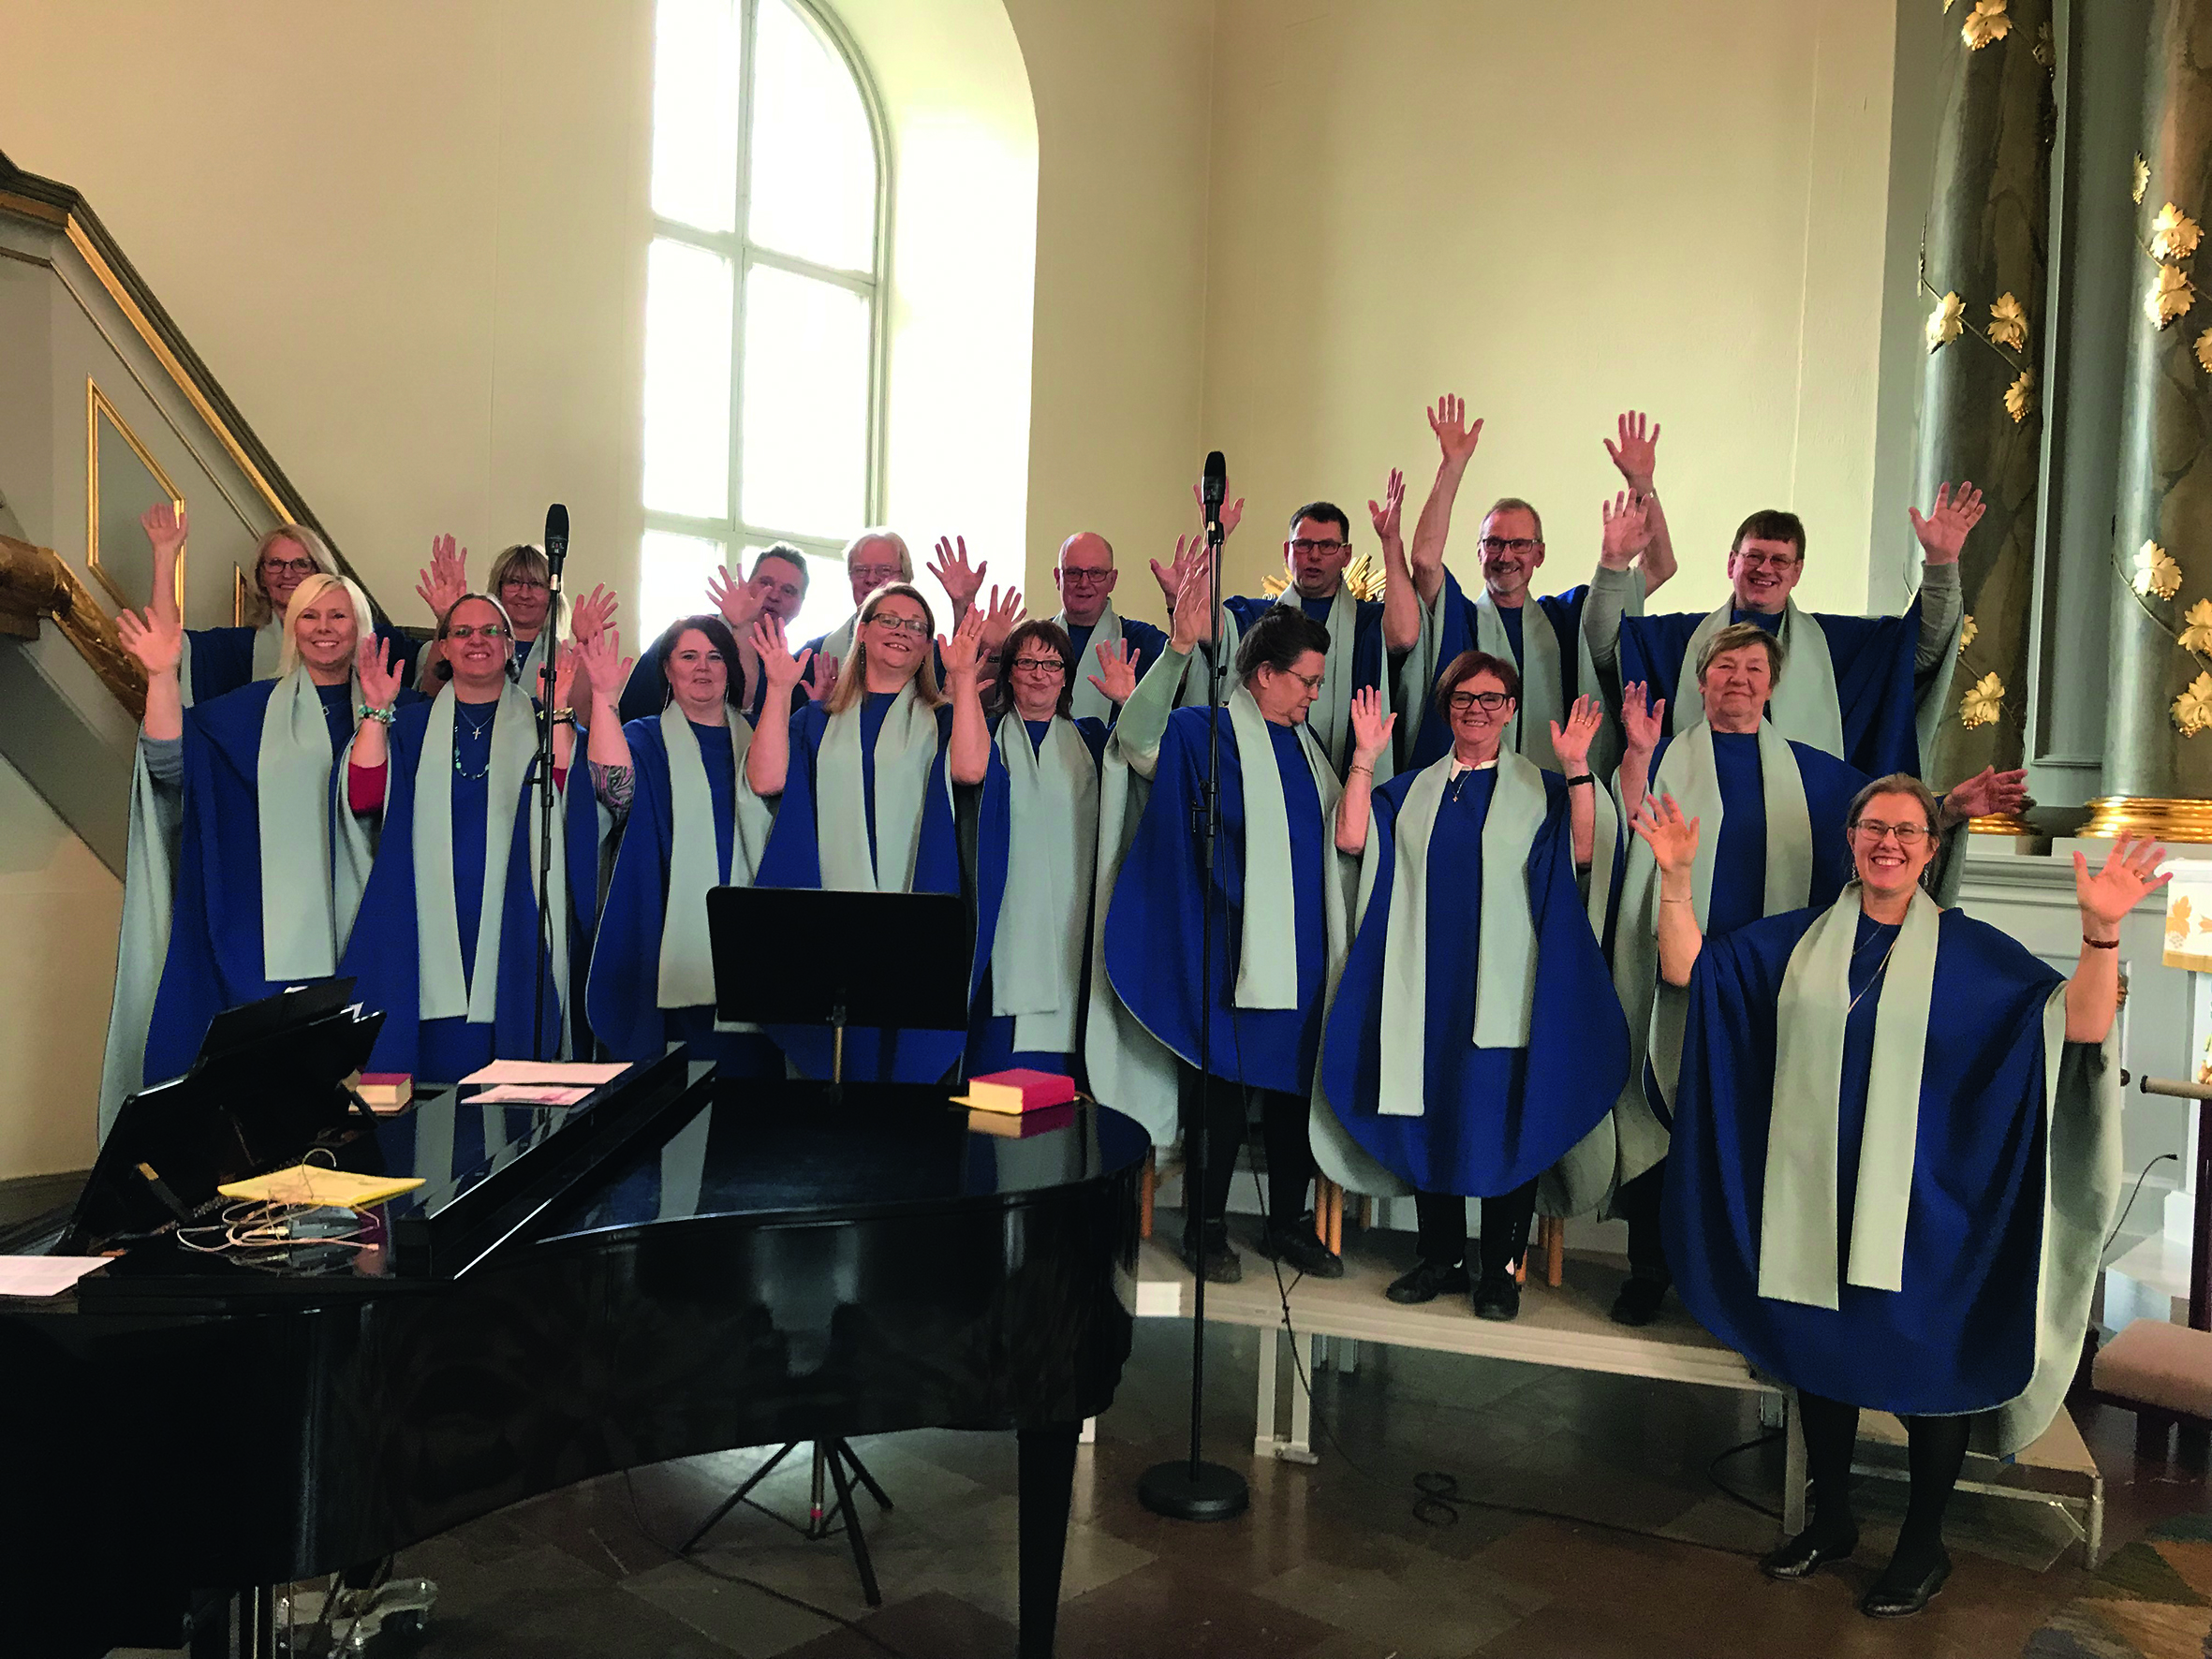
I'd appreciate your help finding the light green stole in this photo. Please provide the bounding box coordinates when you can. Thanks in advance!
[1759,884,1939,1308]
[818,614,860,669]
[1056,604,1121,727]
[656,702,773,1011]
[990,712,1099,1051]
[175,619,285,709]
[256,667,363,980]
[819,683,940,890]
[97,743,183,1135]
[1676,599,1843,757]
[1224,686,1340,1008]
[413,683,568,1025]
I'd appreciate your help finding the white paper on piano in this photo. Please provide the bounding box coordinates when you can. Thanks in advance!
[457,1060,629,1087]
[0,1256,110,1298]
[470,1083,595,1106]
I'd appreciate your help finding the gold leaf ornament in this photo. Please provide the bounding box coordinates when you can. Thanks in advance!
[2148,263,2197,329]
[2197,330,2212,375]
[1988,292,2029,350]
[1960,672,2004,729]
[1925,291,1965,353]
[2152,202,2205,261]
[2134,154,2152,206]
[1958,614,1978,654]
[1963,0,2011,49]
[2183,599,2212,654]
[2005,369,2036,424]
[2135,540,2185,599]
[2175,671,2212,736]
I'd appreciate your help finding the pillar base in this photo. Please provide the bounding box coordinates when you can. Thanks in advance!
[1967,814,2040,836]
[2081,797,2212,842]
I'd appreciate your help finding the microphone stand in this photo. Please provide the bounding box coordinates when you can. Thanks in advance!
[1138,500,1250,1522]
[529,579,564,1064]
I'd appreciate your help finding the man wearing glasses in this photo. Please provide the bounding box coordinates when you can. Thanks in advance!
[803,528,913,677]
[1048,532,1167,727]
[1583,444,1978,776]
[617,544,814,726]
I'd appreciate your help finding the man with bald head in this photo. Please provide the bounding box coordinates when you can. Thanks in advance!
[1050,532,1168,726]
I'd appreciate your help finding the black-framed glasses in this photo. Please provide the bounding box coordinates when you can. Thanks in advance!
[1448,689,1512,712]
[260,556,317,579]
[1010,655,1068,675]
[444,623,510,641]
[1290,538,1349,557]
[1850,819,1929,846]
[1059,568,1113,586]
[1477,536,1541,558]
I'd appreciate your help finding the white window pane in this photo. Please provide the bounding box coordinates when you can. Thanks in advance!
[739,267,869,537]
[739,544,853,643]
[642,238,734,519]
[747,0,877,272]
[640,529,729,646]
[651,0,744,232]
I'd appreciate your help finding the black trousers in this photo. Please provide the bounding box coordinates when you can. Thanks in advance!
[1614,1158,1670,1285]
[1177,1063,1315,1237]
[1412,1182,1539,1279]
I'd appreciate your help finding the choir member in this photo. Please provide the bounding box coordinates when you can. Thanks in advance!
[101,572,391,1128]
[581,617,781,1076]
[1397,404,1678,777]
[1101,605,1351,1285]
[1584,472,1979,776]
[342,593,576,1080]
[1045,533,1167,727]
[139,500,353,704]
[1319,666,1628,1320]
[745,581,1008,1082]
[412,534,614,706]
[1643,779,2151,1616]
[615,545,818,726]
[802,529,913,673]
[966,619,1112,1077]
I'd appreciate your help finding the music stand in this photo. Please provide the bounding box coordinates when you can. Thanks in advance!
[690,885,972,1603]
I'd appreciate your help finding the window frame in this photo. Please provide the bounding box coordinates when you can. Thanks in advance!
[642,0,893,596]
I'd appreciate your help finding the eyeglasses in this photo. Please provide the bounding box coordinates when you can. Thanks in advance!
[444,623,509,641]
[867,613,930,638]
[500,575,550,594]
[1010,655,1067,675]
[1850,820,1929,846]
[260,557,317,579]
[1059,568,1113,586]
[1290,538,1349,557]
[850,565,903,586]
[1734,551,1801,569]
[1448,689,1512,712]
[1272,669,1325,694]
[1477,537,1541,558]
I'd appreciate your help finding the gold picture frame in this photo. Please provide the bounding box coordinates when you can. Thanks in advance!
[86,378,184,617]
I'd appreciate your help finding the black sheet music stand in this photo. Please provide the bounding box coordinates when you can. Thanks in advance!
[686,886,973,1602]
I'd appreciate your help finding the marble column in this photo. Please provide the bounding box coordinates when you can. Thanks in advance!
[1917,0,2053,818]
[2093,0,2212,841]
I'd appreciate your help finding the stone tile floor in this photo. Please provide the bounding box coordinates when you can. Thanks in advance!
[113,1267,2211,1659]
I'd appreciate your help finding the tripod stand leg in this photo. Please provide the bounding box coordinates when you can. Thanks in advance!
[834,1439,894,1512]
[680,1442,799,1554]
[821,1441,883,1608]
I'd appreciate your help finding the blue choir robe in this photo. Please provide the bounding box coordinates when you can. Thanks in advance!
[753,689,1010,1082]
[1216,591,1390,779]
[584,709,781,1076]
[1102,696,1353,1100]
[130,675,386,1110]
[966,712,1108,1078]
[1054,606,1169,728]
[1318,755,1628,1201]
[342,689,572,1081]
[1613,590,1960,778]
[1664,894,2119,1453]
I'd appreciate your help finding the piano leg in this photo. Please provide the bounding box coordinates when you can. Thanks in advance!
[1016,1422,1081,1659]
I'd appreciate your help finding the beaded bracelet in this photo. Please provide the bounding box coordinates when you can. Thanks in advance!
[356,704,395,727]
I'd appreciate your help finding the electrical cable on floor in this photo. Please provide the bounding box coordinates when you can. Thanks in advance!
[1706,1431,1786,1522]
[2101,1152,2179,1260]
[622,1467,914,1659]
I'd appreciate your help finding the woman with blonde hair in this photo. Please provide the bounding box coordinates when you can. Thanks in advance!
[101,570,406,1127]
[745,580,1009,1081]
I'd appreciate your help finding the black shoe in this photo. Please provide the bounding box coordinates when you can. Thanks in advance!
[1471,1272,1521,1321]
[1860,1548,1951,1617]
[1610,1275,1670,1326]
[1759,1524,1859,1580]
[1255,1225,1346,1280]
[1180,1225,1243,1285]
[1385,1259,1470,1304]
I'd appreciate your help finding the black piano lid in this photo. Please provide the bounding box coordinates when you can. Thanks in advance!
[530,1079,1152,1247]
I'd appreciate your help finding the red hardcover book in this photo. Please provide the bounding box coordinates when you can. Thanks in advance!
[957,1068,1079,1114]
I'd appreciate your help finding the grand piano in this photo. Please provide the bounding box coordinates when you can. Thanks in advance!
[0,995,1147,1658]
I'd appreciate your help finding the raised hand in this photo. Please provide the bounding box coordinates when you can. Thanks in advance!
[1190,482,1245,543]
[1943,765,2030,824]
[1349,684,1395,766]
[2074,834,2171,932]
[1603,411,1661,494]
[926,536,987,615]
[1631,792,1700,875]
[750,616,812,693]
[1368,467,1407,552]
[1153,531,1209,616]
[569,582,619,645]
[1621,681,1666,755]
[938,601,989,681]
[354,635,405,711]
[1088,637,1139,705]
[978,583,1025,652]
[415,533,469,624]
[1170,543,1215,653]
[140,500,188,561]
[1909,481,1986,565]
[576,627,631,701]
[804,652,837,703]
[1600,491,1652,569]
[115,607,183,677]
[1428,393,1483,467]
[1550,694,1602,773]
[707,565,764,634]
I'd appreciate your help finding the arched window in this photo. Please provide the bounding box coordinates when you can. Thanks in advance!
[640,0,885,645]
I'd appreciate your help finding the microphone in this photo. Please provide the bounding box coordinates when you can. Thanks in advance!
[543,503,569,599]
[1202,451,1226,545]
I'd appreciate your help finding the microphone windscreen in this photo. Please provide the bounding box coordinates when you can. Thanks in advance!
[544,503,570,562]
[1202,451,1227,510]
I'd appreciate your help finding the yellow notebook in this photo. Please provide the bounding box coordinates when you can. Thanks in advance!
[216,1166,425,1208]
